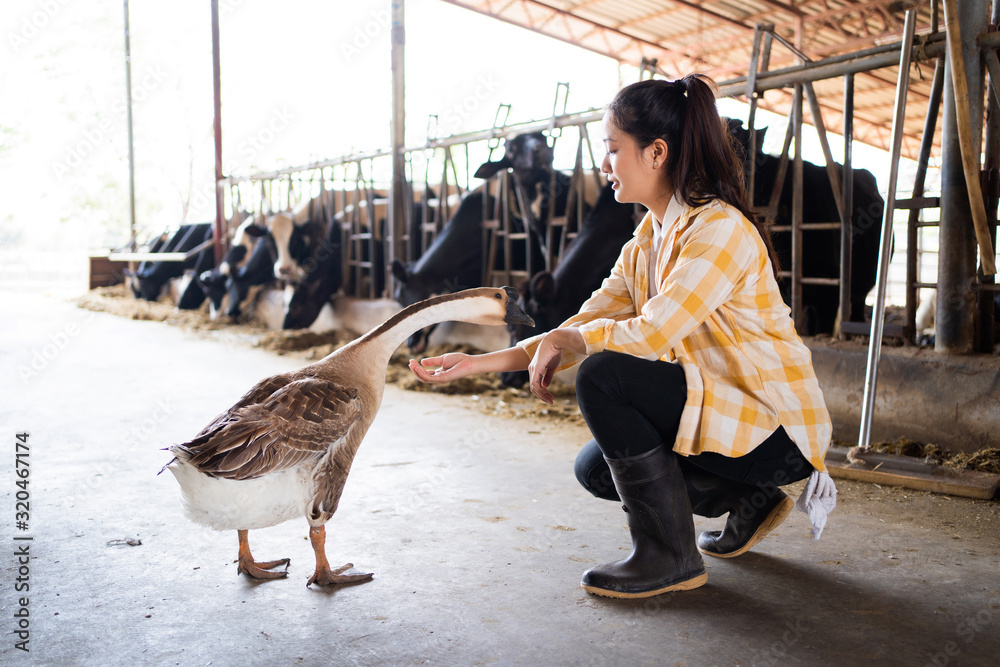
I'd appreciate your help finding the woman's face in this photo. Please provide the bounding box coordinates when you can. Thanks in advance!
[600,111,658,207]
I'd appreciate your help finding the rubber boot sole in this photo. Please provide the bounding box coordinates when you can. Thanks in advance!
[700,495,795,559]
[581,571,708,599]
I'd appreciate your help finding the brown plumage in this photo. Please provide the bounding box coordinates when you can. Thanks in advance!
[165,287,534,587]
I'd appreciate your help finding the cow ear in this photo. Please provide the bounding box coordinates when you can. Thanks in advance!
[244,224,267,238]
[474,157,511,180]
[391,258,410,283]
[530,271,556,306]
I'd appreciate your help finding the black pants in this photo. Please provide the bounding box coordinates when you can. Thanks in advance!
[574,351,813,515]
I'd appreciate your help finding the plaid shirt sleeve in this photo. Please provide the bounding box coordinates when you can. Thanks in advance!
[576,211,754,359]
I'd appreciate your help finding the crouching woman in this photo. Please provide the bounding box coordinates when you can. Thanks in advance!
[409,74,836,599]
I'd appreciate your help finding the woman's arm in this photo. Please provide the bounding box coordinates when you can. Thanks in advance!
[407,346,531,384]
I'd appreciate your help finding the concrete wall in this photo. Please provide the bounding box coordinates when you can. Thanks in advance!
[808,339,1000,454]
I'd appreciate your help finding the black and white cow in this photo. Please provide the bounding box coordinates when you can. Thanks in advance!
[391,132,575,353]
[197,215,267,319]
[127,222,213,303]
[500,182,637,387]
[727,119,886,335]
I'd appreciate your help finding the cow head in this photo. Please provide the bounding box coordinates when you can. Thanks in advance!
[474,132,554,192]
[724,117,768,180]
[267,214,324,282]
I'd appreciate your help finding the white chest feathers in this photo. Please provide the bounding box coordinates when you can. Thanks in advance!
[167,462,314,531]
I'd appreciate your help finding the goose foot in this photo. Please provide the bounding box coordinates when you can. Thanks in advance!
[307,562,374,587]
[236,529,289,580]
[306,524,374,588]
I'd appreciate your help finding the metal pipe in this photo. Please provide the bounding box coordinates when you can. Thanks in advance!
[858,9,917,453]
[840,72,854,328]
[791,83,804,332]
[123,0,136,246]
[715,31,1000,98]
[937,0,990,353]
[804,82,844,221]
[905,57,946,342]
[388,0,406,297]
[211,0,225,265]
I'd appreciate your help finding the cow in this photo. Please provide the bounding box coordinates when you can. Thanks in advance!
[500,182,637,387]
[197,215,267,320]
[391,132,575,353]
[126,222,213,302]
[727,119,885,336]
[282,216,343,330]
[175,224,217,310]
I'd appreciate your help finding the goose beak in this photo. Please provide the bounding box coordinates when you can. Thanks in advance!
[502,286,535,328]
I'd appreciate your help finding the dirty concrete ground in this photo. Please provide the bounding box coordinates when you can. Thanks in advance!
[1,291,999,667]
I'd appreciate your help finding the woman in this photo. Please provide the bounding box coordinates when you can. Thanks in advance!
[409,74,836,599]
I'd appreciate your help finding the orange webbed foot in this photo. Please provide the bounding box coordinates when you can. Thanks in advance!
[237,556,290,580]
[235,529,289,580]
[306,562,373,588]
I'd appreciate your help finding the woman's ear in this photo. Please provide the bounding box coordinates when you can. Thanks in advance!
[649,138,668,168]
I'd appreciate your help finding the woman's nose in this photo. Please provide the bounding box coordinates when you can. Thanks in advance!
[601,154,611,174]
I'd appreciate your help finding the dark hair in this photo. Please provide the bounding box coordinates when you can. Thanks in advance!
[607,74,780,275]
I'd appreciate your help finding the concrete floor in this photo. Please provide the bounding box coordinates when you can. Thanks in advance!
[2,291,999,667]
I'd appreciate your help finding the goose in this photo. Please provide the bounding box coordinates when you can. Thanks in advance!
[164,286,534,586]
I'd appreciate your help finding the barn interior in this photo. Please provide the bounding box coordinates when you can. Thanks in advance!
[5,0,1000,665]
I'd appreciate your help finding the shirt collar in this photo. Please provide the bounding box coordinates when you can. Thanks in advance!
[634,195,686,241]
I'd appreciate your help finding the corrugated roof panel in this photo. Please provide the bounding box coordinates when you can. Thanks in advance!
[441,1,952,156]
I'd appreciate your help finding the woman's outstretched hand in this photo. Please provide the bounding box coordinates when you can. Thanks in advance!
[408,353,476,384]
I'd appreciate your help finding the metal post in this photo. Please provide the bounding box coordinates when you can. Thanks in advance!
[123,0,136,246]
[211,0,225,265]
[937,0,988,352]
[840,72,854,329]
[857,9,917,453]
[905,57,946,342]
[389,0,406,297]
[791,83,804,332]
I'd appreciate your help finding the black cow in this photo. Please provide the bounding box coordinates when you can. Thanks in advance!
[727,119,885,335]
[500,182,636,387]
[127,222,213,302]
[282,219,343,330]
[175,224,217,310]
[223,225,278,319]
[391,132,573,353]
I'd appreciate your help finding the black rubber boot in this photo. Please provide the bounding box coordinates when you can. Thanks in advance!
[581,445,707,598]
[696,487,795,559]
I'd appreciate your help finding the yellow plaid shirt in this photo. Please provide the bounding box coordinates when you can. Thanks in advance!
[519,198,831,471]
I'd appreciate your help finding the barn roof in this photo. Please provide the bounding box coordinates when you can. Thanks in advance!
[441,0,948,160]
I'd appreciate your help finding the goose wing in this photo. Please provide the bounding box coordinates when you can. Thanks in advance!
[193,372,296,438]
[176,379,362,481]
